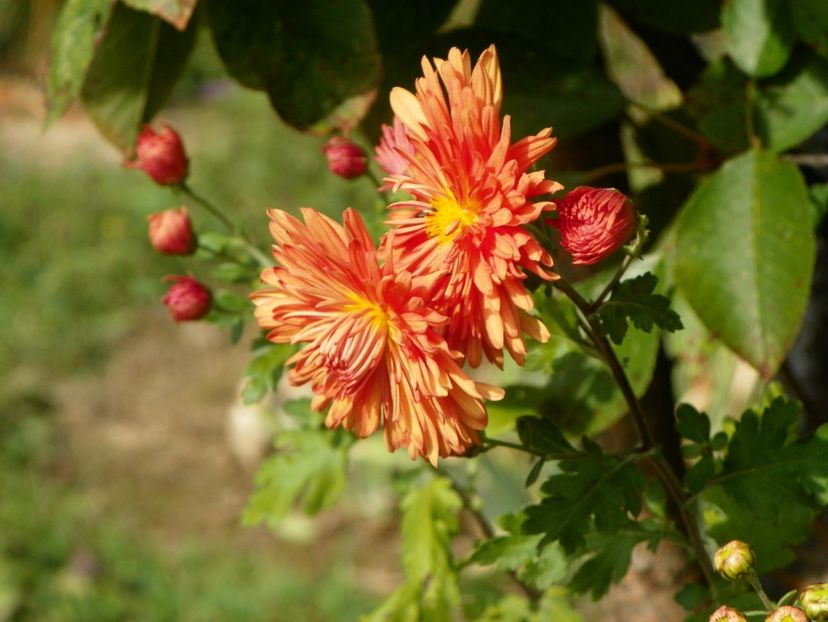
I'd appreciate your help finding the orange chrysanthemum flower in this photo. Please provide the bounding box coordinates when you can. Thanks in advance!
[382,45,563,368]
[251,207,503,464]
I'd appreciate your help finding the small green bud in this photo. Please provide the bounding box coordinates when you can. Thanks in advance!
[713,540,756,581]
[801,583,828,621]
[709,605,748,622]
[765,606,808,622]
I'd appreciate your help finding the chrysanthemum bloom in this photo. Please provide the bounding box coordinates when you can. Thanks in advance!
[250,207,503,464]
[709,606,747,622]
[148,207,196,255]
[162,275,211,321]
[375,117,414,182]
[382,45,561,368]
[801,583,828,621]
[552,186,636,265]
[323,136,368,179]
[124,124,189,186]
[765,606,808,622]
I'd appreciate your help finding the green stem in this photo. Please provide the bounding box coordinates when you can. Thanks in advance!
[748,574,774,611]
[177,183,272,268]
[591,254,634,311]
[482,436,544,458]
[628,103,714,150]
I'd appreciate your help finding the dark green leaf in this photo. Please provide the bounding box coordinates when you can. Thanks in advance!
[568,531,643,599]
[686,59,749,153]
[810,182,828,226]
[675,150,815,378]
[675,403,710,444]
[702,398,828,571]
[47,0,113,123]
[597,273,683,345]
[212,262,256,284]
[722,0,796,78]
[675,583,708,611]
[122,0,197,30]
[516,416,577,457]
[790,0,828,58]
[684,455,716,495]
[243,427,350,526]
[754,49,828,151]
[525,458,545,488]
[523,450,643,553]
[205,0,380,131]
[80,2,197,151]
[608,0,719,33]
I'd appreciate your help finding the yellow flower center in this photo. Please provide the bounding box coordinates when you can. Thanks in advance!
[345,292,389,329]
[425,192,480,244]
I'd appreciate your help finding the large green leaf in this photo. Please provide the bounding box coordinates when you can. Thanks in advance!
[46,0,113,124]
[790,0,828,58]
[722,0,796,78]
[205,0,380,132]
[80,2,197,151]
[686,59,750,153]
[754,49,828,151]
[675,150,815,378]
[122,0,197,30]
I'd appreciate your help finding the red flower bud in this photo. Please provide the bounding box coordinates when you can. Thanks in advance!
[551,186,636,265]
[713,540,756,581]
[125,124,189,185]
[148,207,196,255]
[709,605,748,622]
[765,606,809,622]
[323,136,367,179]
[162,275,211,322]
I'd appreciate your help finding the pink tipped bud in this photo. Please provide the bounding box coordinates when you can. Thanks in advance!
[709,606,748,622]
[551,186,636,265]
[125,124,189,185]
[801,583,828,621]
[148,207,196,255]
[713,540,756,581]
[162,275,211,322]
[323,136,367,179]
[375,117,414,179]
[765,606,809,622]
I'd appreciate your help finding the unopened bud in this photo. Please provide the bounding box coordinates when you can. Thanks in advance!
[125,124,189,185]
[550,186,636,265]
[162,275,211,321]
[148,207,196,255]
[801,583,828,621]
[713,540,756,581]
[709,605,748,622]
[323,136,367,179]
[765,606,808,622]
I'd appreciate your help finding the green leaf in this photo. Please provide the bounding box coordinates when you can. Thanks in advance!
[568,530,645,599]
[523,449,643,553]
[362,477,462,622]
[702,398,828,571]
[241,342,294,405]
[790,0,828,58]
[675,583,708,611]
[597,273,683,345]
[205,0,380,132]
[122,0,197,30]
[243,427,351,526]
[80,2,197,151]
[675,404,711,444]
[46,0,113,124]
[722,0,796,78]
[213,290,249,312]
[608,0,719,33]
[516,416,577,457]
[686,59,750,153]
[675,150,815,378]
[754,49,828,151]
[212,262,257,285]
[811,182,828,226]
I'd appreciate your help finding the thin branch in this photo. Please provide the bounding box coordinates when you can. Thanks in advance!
[591,254,634,311]
[582,160,706,184]
[628,102,714,150]
[783,153,828,168]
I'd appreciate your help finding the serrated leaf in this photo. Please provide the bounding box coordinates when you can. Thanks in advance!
[598,272,683,345]
[46,0,113,124]
[676,403,711,444]
[568,531,643,599]
[243,428,350,526]
[525,459,545,488]
[516,416,577,457]
[205,0,380,131]
[362,477,462,622]
[80,2,197,151]
[701,398,828,571]
[675,150,815,379]
[468,533,543,573]
[523,451,643,553]
[722,0,796,78]
[122,0,197,30]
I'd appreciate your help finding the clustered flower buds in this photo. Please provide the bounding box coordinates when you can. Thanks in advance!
[552,186,636,265]
[162,275,211,321]
[714,540,757,581]
[801,583,828,621]
[709,605,748,622]
[148,207,196,255]
[125,124,189,185]
[322,135,368,179]
[765,606,808,622]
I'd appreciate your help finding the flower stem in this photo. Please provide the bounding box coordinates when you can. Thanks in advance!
[176,183,272,268]
[481,436,544,458]
[554,278,717,590]
[748,574,775,611]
